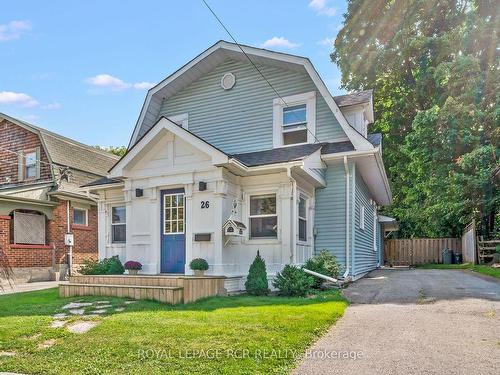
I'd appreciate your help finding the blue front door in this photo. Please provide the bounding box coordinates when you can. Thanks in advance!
[160,189,186,273]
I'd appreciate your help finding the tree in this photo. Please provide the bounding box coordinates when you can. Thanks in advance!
[332,0,499,237]
[245,251,269,295]
[94,145,127,157]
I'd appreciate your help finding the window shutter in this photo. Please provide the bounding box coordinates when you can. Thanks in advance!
[18,151,24,181]
[35,147,41,179]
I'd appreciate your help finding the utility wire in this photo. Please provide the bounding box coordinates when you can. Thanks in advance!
[0,145,55,168]
[201,0,321,144]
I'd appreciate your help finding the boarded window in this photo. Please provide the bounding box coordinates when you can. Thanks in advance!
[13,211,46,244]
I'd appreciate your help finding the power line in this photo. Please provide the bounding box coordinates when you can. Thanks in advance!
[201,0,321,144]
[0,145,55,168]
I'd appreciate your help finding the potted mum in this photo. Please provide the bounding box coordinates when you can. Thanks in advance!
[124,260,142,275]
[189,258,209,277]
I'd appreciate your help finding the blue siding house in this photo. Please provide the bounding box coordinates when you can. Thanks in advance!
[85,41,392,288]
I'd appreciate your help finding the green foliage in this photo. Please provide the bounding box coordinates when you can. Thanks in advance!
[333,0,499,238]
[245,251,269,296]
[79,256,124,275]
[93,145,127,157]
[303,250,341,288]
[189,258,209,271]
[272,265,314,297]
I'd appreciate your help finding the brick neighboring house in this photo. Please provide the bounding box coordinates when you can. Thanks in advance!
[0,113,119,282]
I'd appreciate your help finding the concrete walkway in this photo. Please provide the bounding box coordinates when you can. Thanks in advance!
[294,269,500,375]
[0,280,64,295]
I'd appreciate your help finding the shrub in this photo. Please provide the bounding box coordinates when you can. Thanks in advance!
[79,256,124,275]
[303,250,340,288]
[124,261,142,270]
[272,265,314,297]
[245,251,269,296]
[189,258,209,271]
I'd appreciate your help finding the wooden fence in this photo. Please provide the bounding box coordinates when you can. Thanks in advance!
[384,238,462,266]
[461,221,477,264]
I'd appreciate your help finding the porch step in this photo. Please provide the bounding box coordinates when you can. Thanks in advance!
[69,275,185,288]
[59,283,184,304]
[62,275,227,304]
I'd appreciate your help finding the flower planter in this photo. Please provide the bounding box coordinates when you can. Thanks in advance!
[194,270,205,277]
[128,269,139,275]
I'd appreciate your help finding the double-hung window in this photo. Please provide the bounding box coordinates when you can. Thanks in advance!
[273,91,316,148]
[298,197,307,242]
[24,150,38,179]
[282,104,308,145]
[249,194,277,239]
[111,206,126,243]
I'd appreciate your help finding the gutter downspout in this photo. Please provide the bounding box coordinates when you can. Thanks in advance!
[287,167,297,264]
[343,156,350,278]
[66,200,72,277]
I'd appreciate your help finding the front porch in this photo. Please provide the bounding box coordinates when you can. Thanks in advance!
[60,274,228,304]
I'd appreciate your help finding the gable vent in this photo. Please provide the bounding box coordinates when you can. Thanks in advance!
[220,73,236,90]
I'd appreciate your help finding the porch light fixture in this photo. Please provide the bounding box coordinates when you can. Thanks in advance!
[199,181,207,191]
[135,188,143,197]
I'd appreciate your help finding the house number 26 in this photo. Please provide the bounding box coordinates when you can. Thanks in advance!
[201,201,210,209]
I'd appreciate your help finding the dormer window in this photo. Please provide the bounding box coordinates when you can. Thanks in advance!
[273,91,316,148]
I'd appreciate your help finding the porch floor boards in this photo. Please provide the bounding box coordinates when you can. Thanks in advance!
[59,275,227,304]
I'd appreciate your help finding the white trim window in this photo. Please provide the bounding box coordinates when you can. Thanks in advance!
[298,196,307,242]
[163,193,185,235]
[111,206,126,243]
[273,91,316,148]
[73,208,88,226]
[249,194,277,239]
[359,206,365,230]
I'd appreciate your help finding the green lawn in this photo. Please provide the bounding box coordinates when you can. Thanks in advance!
[416,263,500,279]
[0,288,347,375]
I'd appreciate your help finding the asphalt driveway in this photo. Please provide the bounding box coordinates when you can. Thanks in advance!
[294,269,500,375]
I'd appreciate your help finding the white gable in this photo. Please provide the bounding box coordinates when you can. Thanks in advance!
[109,117,228,179]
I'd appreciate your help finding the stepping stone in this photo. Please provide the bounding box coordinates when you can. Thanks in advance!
[95,300,110,304]
[124,300,137,304]
[67,321,97,334]
[69,308,85,315]
[27,333,42,340]
[62,302,92,310]
[92,309,107,314]
[38,339,57,349]
[97,304,112,309]
[114,307,125,312]
[53,313,68,319]
[51,320,67,328]
[0,351,16,357]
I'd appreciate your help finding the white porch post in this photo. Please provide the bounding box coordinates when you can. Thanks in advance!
[184,183,194,275]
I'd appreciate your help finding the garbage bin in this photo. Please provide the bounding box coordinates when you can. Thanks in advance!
[442,249,453,264]
[453,252,462,264]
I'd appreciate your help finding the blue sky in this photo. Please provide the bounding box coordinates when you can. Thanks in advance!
[0,0,347,147]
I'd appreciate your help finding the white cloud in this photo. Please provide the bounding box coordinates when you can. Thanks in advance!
[309,0,337,17]
[86,74,130,91]
[133,81,155,90]
[0,20,31,42]
[86,74,154,91]
[0,91,39,107]
[261,37,300,49]
[41,102,62,110]
[317,37,335,46]
[21,114,39,122]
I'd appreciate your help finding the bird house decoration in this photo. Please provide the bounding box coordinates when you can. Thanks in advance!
[223,219,246,237]
[223,200,246,246]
